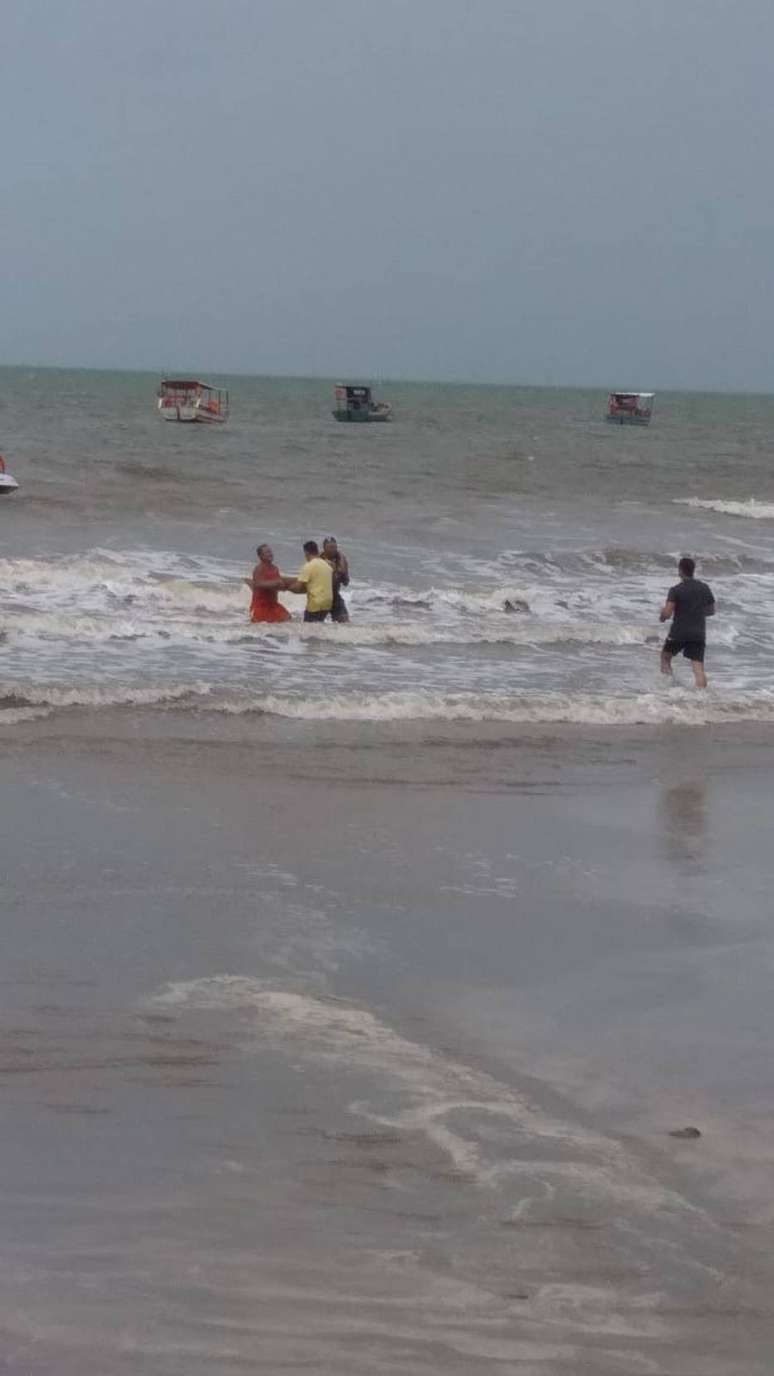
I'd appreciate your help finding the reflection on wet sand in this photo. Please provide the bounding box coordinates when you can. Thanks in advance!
[658,780,708,867]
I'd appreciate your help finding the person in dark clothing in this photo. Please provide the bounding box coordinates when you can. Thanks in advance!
[659,556,716,689]
[323,536,350,624]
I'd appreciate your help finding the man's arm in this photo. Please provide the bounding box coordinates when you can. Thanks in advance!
[659,599,675,623]
[284,575,308,595]
[338,555,350,587]
[255,574,286,591]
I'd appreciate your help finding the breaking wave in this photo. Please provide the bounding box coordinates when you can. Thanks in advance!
[0,543,769,731]
[2,611,658,650]
[674,497,774,520]
[4,683,774,727]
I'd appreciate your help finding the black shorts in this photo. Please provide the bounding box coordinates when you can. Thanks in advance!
[304,609,330,623]
[331,590,349,623]
[663,637,705,663]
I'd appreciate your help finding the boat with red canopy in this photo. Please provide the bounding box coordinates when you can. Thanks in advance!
[606,391,654,426]
[157,379,229,424]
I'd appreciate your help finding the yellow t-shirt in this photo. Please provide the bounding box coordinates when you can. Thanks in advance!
[297,556,333,613]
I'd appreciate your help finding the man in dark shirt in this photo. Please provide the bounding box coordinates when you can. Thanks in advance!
[659,556,716,689]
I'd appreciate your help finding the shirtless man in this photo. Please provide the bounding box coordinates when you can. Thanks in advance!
[323,536,350,623]
[659,556,715,689]
[244,543,291,623]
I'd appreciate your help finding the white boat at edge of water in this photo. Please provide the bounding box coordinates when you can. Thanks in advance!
[0,455,18,494]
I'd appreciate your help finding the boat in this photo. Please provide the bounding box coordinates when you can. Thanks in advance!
[606,391,654,425]
[332,384,392,423]
[157,379,229,423]
[0,455,18,495]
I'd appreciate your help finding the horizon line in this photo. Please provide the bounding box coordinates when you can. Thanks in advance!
[0,360,771,399]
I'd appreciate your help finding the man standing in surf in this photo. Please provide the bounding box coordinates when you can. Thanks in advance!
[659,556,716,689]
[323,536,350,623]
[244,544,291,623]
[284,541,334,622]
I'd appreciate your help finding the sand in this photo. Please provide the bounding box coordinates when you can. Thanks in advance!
[1,711,774,1372]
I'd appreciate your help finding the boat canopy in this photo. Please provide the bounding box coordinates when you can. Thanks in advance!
[609,391,654,403]
[160,379,212,391]
[335,384,373,401]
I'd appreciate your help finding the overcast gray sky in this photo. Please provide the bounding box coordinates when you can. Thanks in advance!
[2,0,772,388]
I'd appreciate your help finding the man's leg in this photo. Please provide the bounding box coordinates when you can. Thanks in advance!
[660,646,674,677]
[690,657,707,690]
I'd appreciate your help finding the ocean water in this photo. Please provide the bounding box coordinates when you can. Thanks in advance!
[3,370,774,1372]
[4,367,774,726]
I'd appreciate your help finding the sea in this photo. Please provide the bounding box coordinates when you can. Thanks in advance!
[2,368,774,1373]
[4,368,774,726]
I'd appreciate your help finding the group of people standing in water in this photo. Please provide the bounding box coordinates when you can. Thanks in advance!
[245,537,350,624]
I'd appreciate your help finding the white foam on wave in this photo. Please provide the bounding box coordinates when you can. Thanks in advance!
[4,681,774,725]
[0,543,769,719]
[298,620,655,648]
[146,977,694,1224]
[1,548,247,610]
[0,706,52,726]
[3,611,657,651]
[216,687,774,726]
[0,681,213,714]
[675,497,774,520]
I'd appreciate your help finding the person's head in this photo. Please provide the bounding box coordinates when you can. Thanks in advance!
[303,540,319,559]
[322,536,338,559]
[678,556,696,579]
[257,542,273,565]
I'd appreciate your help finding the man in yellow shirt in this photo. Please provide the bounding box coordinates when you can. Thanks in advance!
[285,540,334,622]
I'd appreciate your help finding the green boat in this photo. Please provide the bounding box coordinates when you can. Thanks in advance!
[333,384,393,422]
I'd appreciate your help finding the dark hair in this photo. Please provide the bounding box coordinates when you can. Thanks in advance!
[257,542,270,556]
[303,540,319,556]
[678,556,695,577]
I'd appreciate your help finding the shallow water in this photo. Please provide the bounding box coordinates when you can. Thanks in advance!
[4,369,774,727]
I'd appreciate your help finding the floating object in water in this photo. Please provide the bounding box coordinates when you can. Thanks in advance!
[668,1126,701,1139]
[606,391,654,426]
[0,455,19,495]
[332,384,392,423]
[157,379,229,423]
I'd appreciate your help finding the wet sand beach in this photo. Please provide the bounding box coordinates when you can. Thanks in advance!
[2,712,774,1372]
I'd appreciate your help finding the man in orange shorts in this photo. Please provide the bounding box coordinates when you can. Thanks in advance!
[245,544,291,623]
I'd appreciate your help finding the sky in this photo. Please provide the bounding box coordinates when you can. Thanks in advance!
[2,0,773,389]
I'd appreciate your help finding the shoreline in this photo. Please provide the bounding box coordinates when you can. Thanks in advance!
[6,704,774,771]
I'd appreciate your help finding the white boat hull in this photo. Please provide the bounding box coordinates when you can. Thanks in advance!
[0,473,19,494]
[158,402,226,423]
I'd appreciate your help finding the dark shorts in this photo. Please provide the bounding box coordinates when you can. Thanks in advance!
[304,609,330,623]
[663,637,705,663]
[331,590,349,623]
